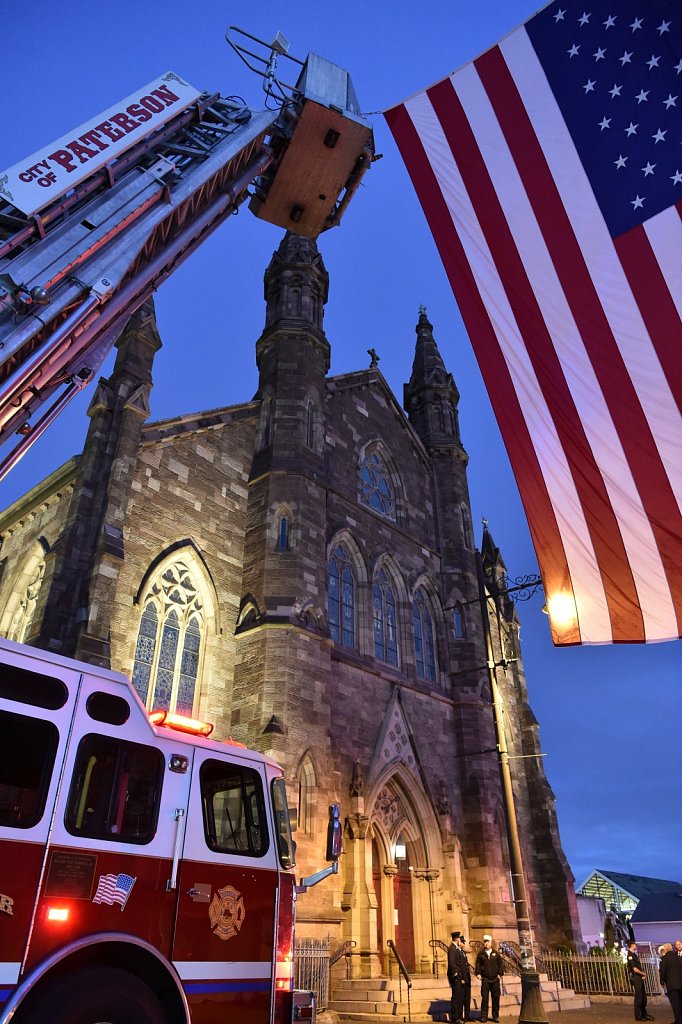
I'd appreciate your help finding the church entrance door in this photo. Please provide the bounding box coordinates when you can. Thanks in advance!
[393,869,415,971]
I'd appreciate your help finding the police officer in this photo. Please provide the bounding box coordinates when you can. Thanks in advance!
[627,939,654,1021]
[458,934,473,1021]
[475,935,504,1023]
[448,931,466,1023]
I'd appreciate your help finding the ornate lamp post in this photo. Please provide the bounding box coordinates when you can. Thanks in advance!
[474,555,548,1024]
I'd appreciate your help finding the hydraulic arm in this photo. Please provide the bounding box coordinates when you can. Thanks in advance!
[0,29,373,479]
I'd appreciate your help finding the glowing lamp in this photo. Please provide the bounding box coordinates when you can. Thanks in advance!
[47,906,70,922]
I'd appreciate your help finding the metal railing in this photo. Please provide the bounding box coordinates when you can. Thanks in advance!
[294,937,331,1009]
[387,939,413,1022]
[540,951,662,997]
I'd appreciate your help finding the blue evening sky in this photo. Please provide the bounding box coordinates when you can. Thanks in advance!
[1,0,679,891]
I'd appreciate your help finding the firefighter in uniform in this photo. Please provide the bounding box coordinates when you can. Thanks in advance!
[627,939,654,1021]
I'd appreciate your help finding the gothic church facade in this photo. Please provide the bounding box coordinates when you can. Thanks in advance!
[0,232,579,971]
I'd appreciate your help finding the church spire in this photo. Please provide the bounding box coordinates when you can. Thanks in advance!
[262,230,329,333]
[403,307,462,452]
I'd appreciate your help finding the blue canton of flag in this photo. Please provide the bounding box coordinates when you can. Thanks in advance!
[527,0,682,236]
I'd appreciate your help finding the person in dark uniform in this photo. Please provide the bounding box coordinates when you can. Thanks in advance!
[627,940,654,1021]
[660,941,682,1024]
[448,931,466,1023]
[458,934,473,1021]
[475,935,504,1023]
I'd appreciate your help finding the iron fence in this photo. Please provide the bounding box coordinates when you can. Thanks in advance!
[294,937,331,1009]
[540,952,662,996]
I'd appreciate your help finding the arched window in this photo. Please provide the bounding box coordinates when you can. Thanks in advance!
[259,395,272,450]
[327,544,355,648]
[297,754,316,836]
[460,503,473,549]
[131,560,204,715]
[278,515,289,551]
[373,567,398,666]
[3,542,48,643]
[413,586,437,682]
[305,398,318,451]
[359,450,396,520]
[453,602,466,639]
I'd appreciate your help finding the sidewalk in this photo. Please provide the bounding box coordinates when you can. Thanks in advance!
[498,999,670,1024]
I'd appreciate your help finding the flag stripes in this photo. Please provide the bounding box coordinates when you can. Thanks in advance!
[385,8,682,645]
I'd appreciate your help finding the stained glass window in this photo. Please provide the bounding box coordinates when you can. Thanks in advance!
[413,587,437,682]
[131,560,204,716]
[359,451,396,520]
[373,568,398,666]
[278,515,288,551]
[328,544,355,648]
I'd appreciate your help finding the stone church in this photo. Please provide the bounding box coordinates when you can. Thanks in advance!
[0,231,580,972]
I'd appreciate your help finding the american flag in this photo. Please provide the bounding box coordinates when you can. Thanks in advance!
[385,0,681,645]
[92,872,136,909]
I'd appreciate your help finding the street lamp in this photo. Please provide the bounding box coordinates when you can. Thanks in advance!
[474,554,548,1024]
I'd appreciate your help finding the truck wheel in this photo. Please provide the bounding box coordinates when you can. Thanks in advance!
[22,966,167,1024]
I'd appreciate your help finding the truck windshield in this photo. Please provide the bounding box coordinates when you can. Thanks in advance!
[271,777,295,870]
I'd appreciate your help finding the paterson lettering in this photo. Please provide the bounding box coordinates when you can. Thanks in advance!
[18,80,184,183]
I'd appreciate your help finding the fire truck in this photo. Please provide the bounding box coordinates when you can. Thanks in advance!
[0,26,373,480]
[0,635,343,1024]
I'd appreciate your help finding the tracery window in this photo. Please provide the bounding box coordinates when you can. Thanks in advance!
[359,451,396,520]
[327,544,355,648]
[373,568,398,666]
[413,586,437,682]
[132,560,203,715]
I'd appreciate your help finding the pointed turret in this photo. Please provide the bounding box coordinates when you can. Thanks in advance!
[404,307,462,452]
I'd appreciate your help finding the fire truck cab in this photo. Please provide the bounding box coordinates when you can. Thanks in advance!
[0,636,315,1024]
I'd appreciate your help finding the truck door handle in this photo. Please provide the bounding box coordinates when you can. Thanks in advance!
[166,808,185,892]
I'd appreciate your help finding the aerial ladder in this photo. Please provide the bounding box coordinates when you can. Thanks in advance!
[0,28,373,480]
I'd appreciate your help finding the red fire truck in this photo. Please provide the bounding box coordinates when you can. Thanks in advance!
[0,636,341,1024]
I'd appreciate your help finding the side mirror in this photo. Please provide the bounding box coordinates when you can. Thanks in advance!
[326,803,343,862]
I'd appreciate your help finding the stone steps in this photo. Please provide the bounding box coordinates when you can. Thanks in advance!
[329,974,590,1021]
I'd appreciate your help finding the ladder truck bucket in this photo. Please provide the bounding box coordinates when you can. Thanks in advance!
[249,52,373,237]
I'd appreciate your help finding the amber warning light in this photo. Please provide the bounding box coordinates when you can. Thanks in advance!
[149,710,214,736]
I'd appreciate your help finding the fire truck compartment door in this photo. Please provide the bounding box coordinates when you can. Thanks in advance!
[172,749,279,1022]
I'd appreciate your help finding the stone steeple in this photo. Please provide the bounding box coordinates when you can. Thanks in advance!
[403,307,462,453]
[33,300,161,664]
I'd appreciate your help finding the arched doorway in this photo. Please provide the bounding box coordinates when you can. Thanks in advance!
[369,776,435,975]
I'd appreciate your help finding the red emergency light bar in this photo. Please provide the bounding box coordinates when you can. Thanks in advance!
[149,709,214,736]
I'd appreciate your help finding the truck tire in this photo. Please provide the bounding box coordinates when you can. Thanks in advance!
[22,966,167,1024]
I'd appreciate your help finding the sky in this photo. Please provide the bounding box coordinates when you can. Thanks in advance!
[1,1,680,894]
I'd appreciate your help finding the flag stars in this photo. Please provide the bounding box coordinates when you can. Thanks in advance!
[593,47,606,61]
[578,12,591,26]
[635,89,650,103]
[554,8,566,21]
[609,83,623,98]
[615,154,628,168]
[671,170,682,185]
[619,51,633,65]
[568,43,581,57]
[598,116,611,130]
[583,79,596,93]
[625,122,638,136]
[657,20,671,34]
[646,55,661,70]
[652,128,667,143]
[675,59,682,75]
[631,195,645,209]
[641,162,656,176]
[603,14,616,29]
[630,17,643,31]
[663,94,678,109]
